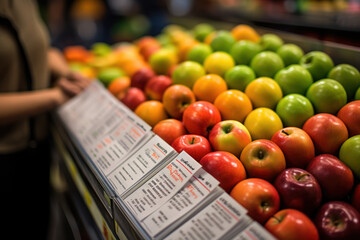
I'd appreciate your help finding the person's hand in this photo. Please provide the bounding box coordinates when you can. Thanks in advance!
[66,71,91,90]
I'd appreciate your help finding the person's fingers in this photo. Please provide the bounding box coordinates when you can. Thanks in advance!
[58,78,82,96]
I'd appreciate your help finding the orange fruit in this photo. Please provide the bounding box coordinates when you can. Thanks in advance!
[214,90,253,123]
[135,100,168,127]
[231,24,260,43]
[192,74,228,103]
[204,31,216,45]
[107,76,130,96]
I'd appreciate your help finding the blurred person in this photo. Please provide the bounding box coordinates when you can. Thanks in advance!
[0,0,90,238]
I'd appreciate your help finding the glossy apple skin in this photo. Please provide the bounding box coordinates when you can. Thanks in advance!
[209,120,251,157]
[274,168,322,215]
[307,154,354,200]
[144,75,172,100]
[315,201,360,240]
[152,119,187,146]
[230,178,280,224]
[162,84,196,120]
[130,67,156,90]
[182,101,222,137]
[352,184,360,212]
[200,151,246,192]
[300,51,334,81]
[339,135,360,178]
[120,87,146,111]
[265,209,319,240]
[240,139,286,181]
[337,100,360,137]
[171,134,212,162]
[271,127,315,168]
[302,113,348,155]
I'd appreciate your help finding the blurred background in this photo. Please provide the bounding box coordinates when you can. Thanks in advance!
[37,0,360,50]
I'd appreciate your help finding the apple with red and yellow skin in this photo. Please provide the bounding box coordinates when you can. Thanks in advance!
[200,151,246,193]
[352,184,360,212]
[274,168,322,215]
[153,119,187,145]
[265,209,319,240]
[119,87,146,111]
[315,201,360,240]
[307,154,354,200]
[240,139,286,181]
[171,134,212,162]
[230,178,280,224]
[144,75,172,100]
[209,120,251,157]
[337,100,360,137]
[271,127,315,168]
[162,84,196,120]
[302,113,348,155]
[182,101,222,137]
[131,67,156,90]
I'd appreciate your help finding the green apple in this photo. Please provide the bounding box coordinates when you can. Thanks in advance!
[97,67,125,86]
[306,79,347,114]
[328,64,360,100]
[210,30,236,53]
[300,51,334,81]
[274,64,313,95]
[277,43,304,66]
[356,87,360,100]
[91,42,112,56]
[260,33,284,52]
[225,65,256,91]
[149,48,178,75]
[230,40,262,65]
[276,94,314,128]
[187,43,212,64]
[339,135,360,178]
[192,23,215,42]
[250,51,285,78]
[172,61,205,88]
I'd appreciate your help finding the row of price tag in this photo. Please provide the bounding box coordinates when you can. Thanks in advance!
[57,81,275,240]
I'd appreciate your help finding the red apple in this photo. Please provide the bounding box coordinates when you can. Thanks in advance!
[182,101,222,137]
[152,119,187,145]
[209,120,251,157]
[130,67,156,90]
[307,154,354,200]
[162,84,196,120]
[119,87,146,111]
[315,201,360,240]
[302,113,348,155]
[200,151,246,192]
[274,168,322,215]
[337,100,360,137]
[230,178,280,224]
[171,134,211,162]
[240,139,286,181]
[271,127,315,168]
[265,209,319,240]
[352,184,360,212]
[145,75,172,100]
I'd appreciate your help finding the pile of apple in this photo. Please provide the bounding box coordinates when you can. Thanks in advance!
[64,23,360,240]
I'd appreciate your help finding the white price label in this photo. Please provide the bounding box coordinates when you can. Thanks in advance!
[108,135,175,195]
[142,168,220,237]
[124,151,202,221]
[231,222,276,240]
[164,192,248,240]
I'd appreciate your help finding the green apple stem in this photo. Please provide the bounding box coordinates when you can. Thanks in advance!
[191,137,196,144]
[296,173,310,181]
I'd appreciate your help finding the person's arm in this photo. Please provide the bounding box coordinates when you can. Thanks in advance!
[0,86,68,125]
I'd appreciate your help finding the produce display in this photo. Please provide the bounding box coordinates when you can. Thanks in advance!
[63,23,360,240]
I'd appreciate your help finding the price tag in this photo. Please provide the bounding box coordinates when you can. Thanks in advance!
[164,192,248,240]
[124,151,202,221]
[231,222,276,240]
[142,168,220,237]
[108,135,175,196]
